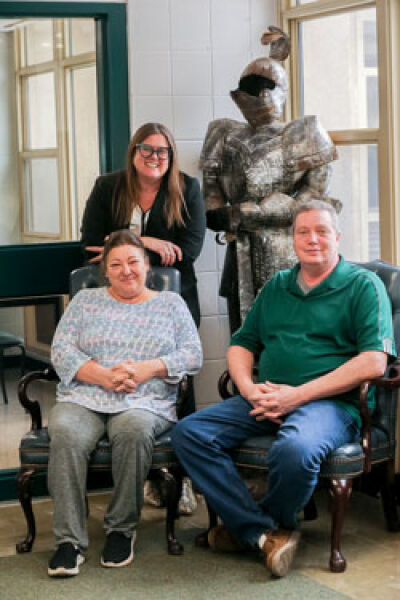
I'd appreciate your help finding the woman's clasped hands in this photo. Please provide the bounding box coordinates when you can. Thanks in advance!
[104,359,165,393]
[109,361,137,393]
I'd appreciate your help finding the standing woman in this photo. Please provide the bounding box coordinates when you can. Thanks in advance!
[81,123,206,513]
[81,122,206,332]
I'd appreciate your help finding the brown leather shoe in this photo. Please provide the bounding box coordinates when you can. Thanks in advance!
[262,529,300,577]
[207,525,246,553]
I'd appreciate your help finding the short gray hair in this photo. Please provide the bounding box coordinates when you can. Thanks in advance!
[292,199,340,233]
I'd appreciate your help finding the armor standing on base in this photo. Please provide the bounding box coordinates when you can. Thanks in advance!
[200,27,339,331]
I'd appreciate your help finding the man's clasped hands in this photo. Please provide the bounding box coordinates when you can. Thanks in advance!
[244,381,302,424]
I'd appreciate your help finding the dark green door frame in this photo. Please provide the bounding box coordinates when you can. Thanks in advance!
[0,1,130,172]
[0,2,130,499]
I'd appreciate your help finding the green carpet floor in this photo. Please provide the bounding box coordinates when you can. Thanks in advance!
[0,519,350,600]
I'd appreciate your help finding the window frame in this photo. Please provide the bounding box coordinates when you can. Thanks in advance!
[0,1,129,174]
[15,18,100,242]
[278,0,400,263]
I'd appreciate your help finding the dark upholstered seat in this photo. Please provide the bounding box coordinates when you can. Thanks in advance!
[20,428,177,470]
[200,260,400,573]
[16,265,186,556]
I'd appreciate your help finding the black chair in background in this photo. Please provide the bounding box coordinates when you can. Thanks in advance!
[16,265,186,556]
[197,260,400,573]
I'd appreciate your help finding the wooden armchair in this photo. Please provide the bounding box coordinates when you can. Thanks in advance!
[198,260,400,572]
[16,265,186,556]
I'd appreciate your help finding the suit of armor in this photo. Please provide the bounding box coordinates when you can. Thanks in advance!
[200,28,338,330]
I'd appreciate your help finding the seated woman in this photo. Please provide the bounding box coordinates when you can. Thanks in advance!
[47,230,202,578]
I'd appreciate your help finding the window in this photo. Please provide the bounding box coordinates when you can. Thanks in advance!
[279,0,399,263]
[16,18,100,241]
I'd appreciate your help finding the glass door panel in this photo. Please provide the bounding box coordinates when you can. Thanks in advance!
[25,72,57,149]
[23,19,53,66]
[66,64,100,236]
[23,157,59,235]
[64,18,96,56]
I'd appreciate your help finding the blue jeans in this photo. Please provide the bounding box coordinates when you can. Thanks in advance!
[172,395,359,547]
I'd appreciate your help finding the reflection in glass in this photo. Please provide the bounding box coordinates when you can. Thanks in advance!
[25,73,57,149]
[65,18,96,56]
[363,20,377,68]
[66,65,100,236]
[330,145,379,261]
[24,158,59,234]
[367,76,378,129]
[299,8,378,130]
[24,20,53,66]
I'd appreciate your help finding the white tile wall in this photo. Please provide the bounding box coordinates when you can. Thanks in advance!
[170,0,211,52]
[194,359,227,409]
[173,96,213,140]
[250,0,277,56]
[129,0,170,52]
[130,96,174,132]
[195,229,217,273]
[172,52,212,96]
[212,52,251,96]
[199,315,230,360]
[213,95,245,121]
[128,0,278,406]
[210,0,251,54]
[132,52,172,96]
[196,272,219,317]
[175,140,203,180]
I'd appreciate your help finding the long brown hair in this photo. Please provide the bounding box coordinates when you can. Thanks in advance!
[113,123,186,229]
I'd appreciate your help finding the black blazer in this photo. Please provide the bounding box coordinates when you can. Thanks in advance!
[80,171,206,326]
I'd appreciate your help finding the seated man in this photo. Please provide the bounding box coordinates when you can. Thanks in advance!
[172,199,396,577]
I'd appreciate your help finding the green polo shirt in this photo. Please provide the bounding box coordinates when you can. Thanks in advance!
[231,257,396,426]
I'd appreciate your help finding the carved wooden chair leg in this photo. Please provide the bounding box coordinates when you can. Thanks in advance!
[303,495,318,521]
[158,466,184,555]
[16,468,36,553]
[194,501,218,548]
[379,459,400,532]
[329,478,353,572]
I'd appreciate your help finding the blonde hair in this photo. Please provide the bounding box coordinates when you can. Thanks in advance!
[112,123,187,229]
[293,199,340,233]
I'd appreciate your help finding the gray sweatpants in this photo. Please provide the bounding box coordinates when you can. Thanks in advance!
[48,402,171,549]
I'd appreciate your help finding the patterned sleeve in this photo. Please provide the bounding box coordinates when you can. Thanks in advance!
[160,295,203,383]
[50,291,92,385]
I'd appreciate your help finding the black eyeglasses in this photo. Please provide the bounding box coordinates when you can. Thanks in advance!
[135,143,171,161]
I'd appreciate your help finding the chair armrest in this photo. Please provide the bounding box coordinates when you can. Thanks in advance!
[176,375,188,420]
[358,382,372,473]
[359,361,400,473]
[370,359,400,389]
[18,367,60,431]
[218,370,237,399]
